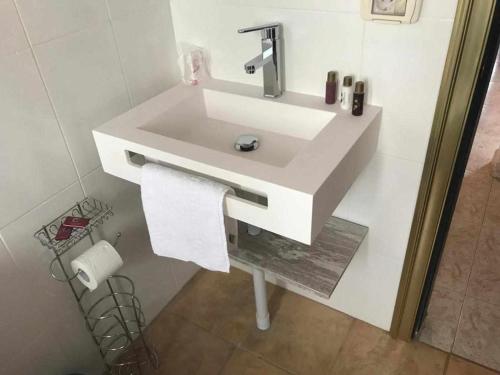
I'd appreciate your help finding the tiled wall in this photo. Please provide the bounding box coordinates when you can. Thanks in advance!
[0,1,198,374]
[170,0,458,329]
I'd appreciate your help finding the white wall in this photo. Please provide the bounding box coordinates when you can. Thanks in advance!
[170,0,458,330]
[0,1,197,374]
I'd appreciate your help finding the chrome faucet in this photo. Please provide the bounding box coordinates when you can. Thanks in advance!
[238,23,283,98]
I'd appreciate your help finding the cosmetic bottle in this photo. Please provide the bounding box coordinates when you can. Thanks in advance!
[340,75,353,110]
[352,81,365,116]
[325,71,338,104]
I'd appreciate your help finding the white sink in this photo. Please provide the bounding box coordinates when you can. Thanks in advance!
[140,89,334,168]
[93,79,381,244]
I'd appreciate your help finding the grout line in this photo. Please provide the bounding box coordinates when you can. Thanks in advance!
[0,181,83,232]
[216,345,237,375]
[359,19,367,79]
[104,0,135,107]
[448,174,494,354]
[79,164,104,197]
[21,19,110,49]
[163,276,299,374]
[377,149,427,166]
[0,233,21,269]
[326,318,357,372]
[442,352,451,374]
[0,46,32,60]
[233,347,298,375]
[12,0,85,192]
[453,352,500,373]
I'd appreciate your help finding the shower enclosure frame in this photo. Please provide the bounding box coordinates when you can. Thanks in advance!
[391,0,500,341]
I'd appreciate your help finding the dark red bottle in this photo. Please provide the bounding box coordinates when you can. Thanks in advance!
[325,71,337,104]
[352,81,365,116]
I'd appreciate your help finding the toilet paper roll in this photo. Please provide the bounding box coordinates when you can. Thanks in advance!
[70,240,123,291]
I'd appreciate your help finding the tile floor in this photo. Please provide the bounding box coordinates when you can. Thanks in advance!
[138,268,498,375]
[418,55,500,371]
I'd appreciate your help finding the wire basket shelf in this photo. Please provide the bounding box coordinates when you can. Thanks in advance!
[34,197,113,256]
[33,197,158,374]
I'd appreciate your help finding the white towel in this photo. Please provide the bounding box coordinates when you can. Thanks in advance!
[141,163,235,272]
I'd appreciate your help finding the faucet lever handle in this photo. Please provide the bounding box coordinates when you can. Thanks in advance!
[238,23,282,39]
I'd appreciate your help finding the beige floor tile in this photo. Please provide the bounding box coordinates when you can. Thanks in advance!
[143,312,234,375]
[446,356,500,375]
[466,223,500,305]
[220,349,291,375]
[434,229,479,296]
[467,179,500,305]
[453,298,500,372]
[468,95,500,172]
[457,166,493,223]
[331,320,447,375]
[242,290,353,375]
[166,268,268,345]
[483,81,500,108]
[484,178,500,222]
[419,287,463,352]
[434,166,492,296]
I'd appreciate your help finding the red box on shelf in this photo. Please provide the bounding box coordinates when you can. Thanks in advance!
[63,216,90,229]
[55,225,73,241]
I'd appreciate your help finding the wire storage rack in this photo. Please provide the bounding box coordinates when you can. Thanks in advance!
[34,197,158,374]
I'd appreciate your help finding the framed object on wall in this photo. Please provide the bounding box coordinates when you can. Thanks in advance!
[361,0,423,23]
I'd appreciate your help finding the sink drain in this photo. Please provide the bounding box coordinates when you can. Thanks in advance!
[234,135,259,152]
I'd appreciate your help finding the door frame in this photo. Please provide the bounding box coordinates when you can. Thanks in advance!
[390,0,498,340]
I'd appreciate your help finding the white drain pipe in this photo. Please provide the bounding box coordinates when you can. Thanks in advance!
[252,267,270,330]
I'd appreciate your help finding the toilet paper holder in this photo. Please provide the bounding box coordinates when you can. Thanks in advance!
[34,197,159,374]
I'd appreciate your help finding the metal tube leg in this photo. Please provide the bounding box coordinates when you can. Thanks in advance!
[252,267,270,330]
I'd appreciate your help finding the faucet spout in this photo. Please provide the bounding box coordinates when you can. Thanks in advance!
[244,48,273,74]
[238,23,283,98]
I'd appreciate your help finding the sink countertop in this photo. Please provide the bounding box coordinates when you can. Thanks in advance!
[93,79,381,243]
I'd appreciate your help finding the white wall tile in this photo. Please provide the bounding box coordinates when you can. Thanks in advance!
[112,2,180,105]
[0,50,78,228]
[0,240,39,360]
[34,23,131,176]
[169,258,199,290]
[0,0,29,57]
[1,326,96,375]
[330,240,404,330]
[420,0,458,20]
[106,0,162,20]
[217,0,360,13]
[81,167,145,245]
[333,152,424,261]
[16,0,109,45]
[362,18,453,162]
[0,182,84,281]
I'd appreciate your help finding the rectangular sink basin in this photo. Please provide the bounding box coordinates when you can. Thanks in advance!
[93,79,381,244]
[140,89,335,168]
